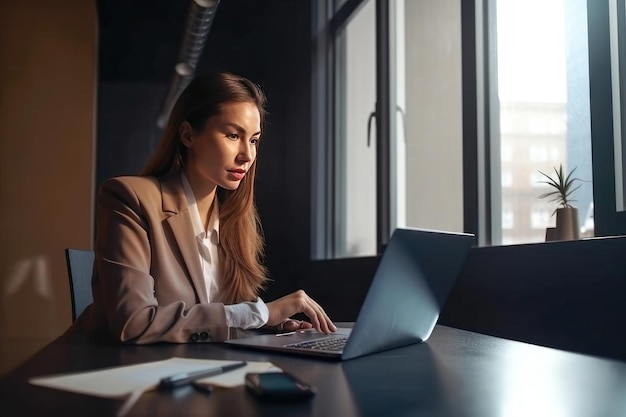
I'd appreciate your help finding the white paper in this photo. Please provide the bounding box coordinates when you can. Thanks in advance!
[29,357,279,398]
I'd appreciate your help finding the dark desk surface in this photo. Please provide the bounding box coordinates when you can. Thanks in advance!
[1,325,625,417]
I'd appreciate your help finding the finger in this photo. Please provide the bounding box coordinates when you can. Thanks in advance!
[323,316,336,333]
[322,312,337,332]
[305,300,334,333]
[297,298,325,333]
[281,320,301,332]
[302,304,322,332]
[310,304,333,334]
[316,309,336,333]
[320,316,336,333]
[304,298,336,333]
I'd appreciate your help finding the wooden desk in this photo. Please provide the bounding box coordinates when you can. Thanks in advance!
[1,325,625,417]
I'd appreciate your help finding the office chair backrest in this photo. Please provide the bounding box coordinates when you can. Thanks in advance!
[65,248,95,322]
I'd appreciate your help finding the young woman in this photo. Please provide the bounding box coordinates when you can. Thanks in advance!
[72,71,336,343]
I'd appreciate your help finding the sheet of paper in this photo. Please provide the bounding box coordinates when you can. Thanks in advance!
[29,357,279,398]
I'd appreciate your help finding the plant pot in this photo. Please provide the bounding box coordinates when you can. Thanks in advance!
[555,207,580,241]
[545,227,557,242]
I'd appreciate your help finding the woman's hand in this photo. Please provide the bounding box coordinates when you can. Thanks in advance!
[266,290,337,334]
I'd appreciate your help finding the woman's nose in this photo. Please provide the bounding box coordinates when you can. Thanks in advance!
[238,142,254,162]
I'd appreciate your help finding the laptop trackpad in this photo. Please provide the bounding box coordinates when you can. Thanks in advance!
[278,327,351,342]
[229,327,351,349]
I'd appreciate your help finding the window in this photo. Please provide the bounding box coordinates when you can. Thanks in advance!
[530,208,551,229]
[530,170,546,188]
[312,0,378,259]
[334,0,377,257]
[502,171,512,187]
[312,0,626,259]
[312,0,463,259]
[487,0,594,245]
[501,144,513,162]
[529,146,548,163]
[502,208,514,229]
[389,0,464,239]
[588,0,626,235]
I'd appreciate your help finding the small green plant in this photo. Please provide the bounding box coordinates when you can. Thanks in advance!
[537,164,582,215]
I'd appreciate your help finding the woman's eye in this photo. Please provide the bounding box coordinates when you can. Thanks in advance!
[227,133,239,140]
[250,137,260,145]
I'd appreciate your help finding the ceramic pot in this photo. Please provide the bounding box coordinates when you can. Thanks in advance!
[555,207,580,240]
[545,227,557,242]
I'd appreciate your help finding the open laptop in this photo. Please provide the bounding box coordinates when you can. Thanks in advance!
[225,227,476,360]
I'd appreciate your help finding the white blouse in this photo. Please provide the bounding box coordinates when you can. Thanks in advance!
[181,173,269,329]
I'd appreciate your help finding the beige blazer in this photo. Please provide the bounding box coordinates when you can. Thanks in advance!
[71,175,229,344]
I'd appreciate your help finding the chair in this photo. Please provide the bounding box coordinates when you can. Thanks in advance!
[65,248,95,322]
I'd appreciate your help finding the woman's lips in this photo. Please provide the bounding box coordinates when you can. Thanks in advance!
[227,170,246,181]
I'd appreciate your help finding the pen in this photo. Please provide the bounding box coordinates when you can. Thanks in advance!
[158,361,247,390]
[117,362,247,417]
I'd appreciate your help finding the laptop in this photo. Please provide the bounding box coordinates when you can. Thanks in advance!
[225,227,476,360]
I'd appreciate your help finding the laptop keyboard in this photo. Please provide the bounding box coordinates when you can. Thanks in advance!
[286,336,349,352]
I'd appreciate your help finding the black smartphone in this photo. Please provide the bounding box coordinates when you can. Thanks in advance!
[245,372,316,402]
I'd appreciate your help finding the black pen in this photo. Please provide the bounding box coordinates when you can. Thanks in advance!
[158,361,247,390]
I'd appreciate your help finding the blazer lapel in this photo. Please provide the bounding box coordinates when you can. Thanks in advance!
[160,175,208,303]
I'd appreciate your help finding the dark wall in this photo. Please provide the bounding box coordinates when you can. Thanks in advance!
[96,0,313,299]
[440,236,626,361]
[301,257,381,322]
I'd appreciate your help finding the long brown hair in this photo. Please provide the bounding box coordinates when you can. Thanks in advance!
[143,71,268,304]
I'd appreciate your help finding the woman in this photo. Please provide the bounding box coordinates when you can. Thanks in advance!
[73,71,336,343]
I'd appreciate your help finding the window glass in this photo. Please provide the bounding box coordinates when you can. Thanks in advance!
[530,207,551,229]
[334,0,376,257]
[390,0,464,236]
[610,0,626,210]
[501,171,513,187]
[493,0,594,244]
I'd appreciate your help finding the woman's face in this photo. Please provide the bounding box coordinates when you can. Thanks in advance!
[182,101,261,191]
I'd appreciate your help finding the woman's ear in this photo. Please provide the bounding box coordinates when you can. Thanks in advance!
[179,121,193,148]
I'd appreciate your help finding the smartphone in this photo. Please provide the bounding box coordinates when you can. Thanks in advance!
[245,372,316,402]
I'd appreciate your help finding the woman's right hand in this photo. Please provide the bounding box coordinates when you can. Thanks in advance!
[265,290,336,334]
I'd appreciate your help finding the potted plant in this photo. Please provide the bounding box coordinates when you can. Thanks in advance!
[537,164,582,241]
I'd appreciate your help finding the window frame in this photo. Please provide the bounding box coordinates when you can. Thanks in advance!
[311,0,390,259]
[588,0,626,235]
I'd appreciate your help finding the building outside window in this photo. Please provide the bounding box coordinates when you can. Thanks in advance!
[490,0,594,245]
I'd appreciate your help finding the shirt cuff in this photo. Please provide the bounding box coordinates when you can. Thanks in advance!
[223,297,269,329]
